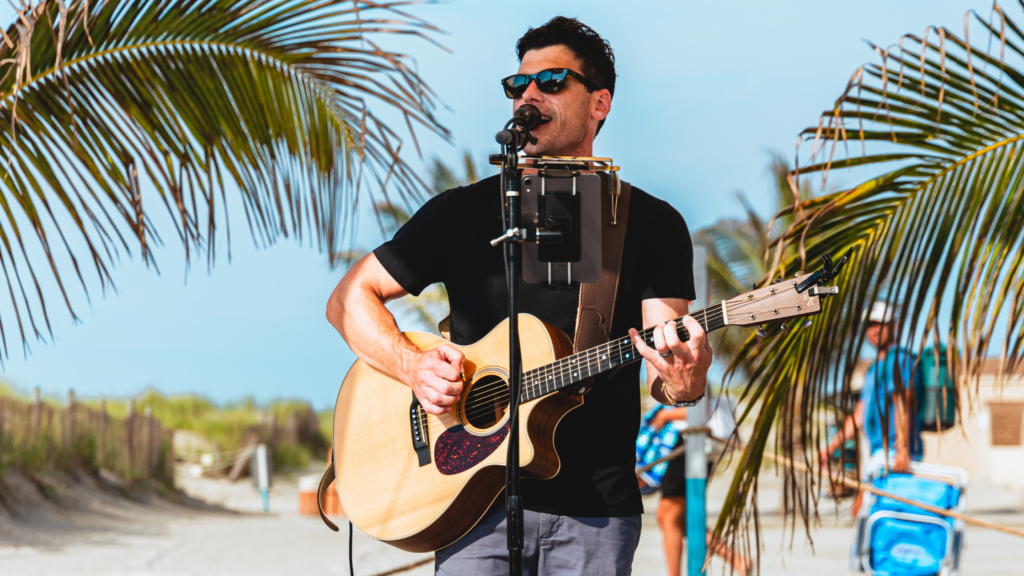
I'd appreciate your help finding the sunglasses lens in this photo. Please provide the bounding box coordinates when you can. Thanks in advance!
[536,70,567,93]
[503,75,529,99]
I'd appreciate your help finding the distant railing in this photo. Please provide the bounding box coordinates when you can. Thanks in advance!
[0,389,174,485]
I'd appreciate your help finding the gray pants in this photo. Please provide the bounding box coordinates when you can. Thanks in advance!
[435,501,642,575]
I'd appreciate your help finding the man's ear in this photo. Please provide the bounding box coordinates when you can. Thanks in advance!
[592,89,612,122]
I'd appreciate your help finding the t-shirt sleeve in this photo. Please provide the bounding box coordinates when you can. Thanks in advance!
[640,200,697,301]
[859,375,874,406]
[372,193,450,296]
[888,350,916,393]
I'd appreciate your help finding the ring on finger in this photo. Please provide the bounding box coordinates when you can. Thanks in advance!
[659,351,672,358]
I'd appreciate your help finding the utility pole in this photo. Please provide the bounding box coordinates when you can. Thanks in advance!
[686,245,708,576]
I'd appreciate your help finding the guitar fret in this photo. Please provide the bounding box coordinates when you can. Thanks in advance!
[520,302,730,402]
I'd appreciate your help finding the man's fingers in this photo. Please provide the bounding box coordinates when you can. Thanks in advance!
[630,328,666,369]
[413,365,462,395]
[664,322,692,361]
[681,316,711,362]
[652,323,669,355]
[432,356,462,383]
[420,398,450,415]
[664,320,682,347]
[681,316,706,343]
[437,344,465,371]
[426,376,463,400]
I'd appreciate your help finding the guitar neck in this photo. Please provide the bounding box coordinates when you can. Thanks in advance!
[521,303,727,402]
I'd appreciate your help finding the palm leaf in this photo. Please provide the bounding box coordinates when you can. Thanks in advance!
[715,3,1024,563]
[340,151,480,333]
[0,0,449,355]
[694,154,814,378]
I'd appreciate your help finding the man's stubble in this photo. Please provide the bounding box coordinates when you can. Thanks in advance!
[525,98,592,157]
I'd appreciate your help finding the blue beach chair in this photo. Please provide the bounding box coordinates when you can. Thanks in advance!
[849,462,968,576]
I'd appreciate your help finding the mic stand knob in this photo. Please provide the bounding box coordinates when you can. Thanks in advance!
[490,227,521,246]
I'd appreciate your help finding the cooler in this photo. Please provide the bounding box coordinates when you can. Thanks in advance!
[849,462,967,575]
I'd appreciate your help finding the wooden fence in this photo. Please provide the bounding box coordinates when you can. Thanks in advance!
[0,389,174,485]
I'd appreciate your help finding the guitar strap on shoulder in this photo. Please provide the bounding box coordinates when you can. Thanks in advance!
[318,450,340,532]
[573,176,632,352]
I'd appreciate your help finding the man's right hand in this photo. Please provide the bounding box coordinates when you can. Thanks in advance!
[402,344,465,415]
[819,447,831,470]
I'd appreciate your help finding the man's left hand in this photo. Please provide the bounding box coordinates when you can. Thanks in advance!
[892,450,912,474]
[630,316,712,403]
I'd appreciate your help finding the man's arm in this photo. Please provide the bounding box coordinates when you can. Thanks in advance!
[326,253,464,415]
[892,393,912,472]
[650,406,687,430]
[630,298,711,405]
[820,400,864,467]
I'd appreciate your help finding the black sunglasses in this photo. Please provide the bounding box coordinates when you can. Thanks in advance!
[500,68,600,99]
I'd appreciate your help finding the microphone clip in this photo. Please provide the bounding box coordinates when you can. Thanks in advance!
[495,104,547,150]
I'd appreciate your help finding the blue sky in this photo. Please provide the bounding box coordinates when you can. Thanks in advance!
[0,0,994,408]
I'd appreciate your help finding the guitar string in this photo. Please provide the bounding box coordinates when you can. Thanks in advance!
[468,291,798,412]
[460,301,767,416]
[460,318,704,416]
[431,292,805,422]
[459,310,727,416]
[459,313,728,419]
[449,314,722,423]
[517,309,724,394]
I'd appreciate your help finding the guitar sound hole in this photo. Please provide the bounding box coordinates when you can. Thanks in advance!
[464,374,510,429]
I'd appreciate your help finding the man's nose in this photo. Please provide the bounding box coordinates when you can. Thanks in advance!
[518,79,544,104]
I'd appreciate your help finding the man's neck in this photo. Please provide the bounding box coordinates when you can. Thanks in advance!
[874,342,896,362]
[535,145,592,157]
[560,140,593,157]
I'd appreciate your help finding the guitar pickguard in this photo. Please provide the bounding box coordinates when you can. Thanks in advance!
[434,423,509,475]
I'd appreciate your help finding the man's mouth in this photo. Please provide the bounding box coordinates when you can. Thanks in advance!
[539,115,552,125]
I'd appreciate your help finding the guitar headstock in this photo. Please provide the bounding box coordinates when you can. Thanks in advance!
[724,252,849,328]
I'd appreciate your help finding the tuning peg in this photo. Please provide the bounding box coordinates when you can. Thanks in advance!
[773,278,782,284]
[756,326,768,339]
[780,323,790,334]
[803,319,813,328]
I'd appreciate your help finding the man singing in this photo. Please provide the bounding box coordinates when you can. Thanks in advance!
[327,17,711,575]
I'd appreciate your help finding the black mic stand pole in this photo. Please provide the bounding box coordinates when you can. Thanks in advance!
[502,141,524,576]
[491,125,530,576]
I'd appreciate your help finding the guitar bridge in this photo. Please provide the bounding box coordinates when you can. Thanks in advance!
[410,394,431,467]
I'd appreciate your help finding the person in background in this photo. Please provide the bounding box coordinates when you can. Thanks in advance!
[646,395,750,576]
[820,301,923,478]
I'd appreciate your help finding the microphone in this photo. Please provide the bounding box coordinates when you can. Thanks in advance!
[512,104,544,130]
[496,105,549,146]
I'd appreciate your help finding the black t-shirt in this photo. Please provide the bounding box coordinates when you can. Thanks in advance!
[374,174,695,517]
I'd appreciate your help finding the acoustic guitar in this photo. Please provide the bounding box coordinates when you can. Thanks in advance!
[327,255,847,552]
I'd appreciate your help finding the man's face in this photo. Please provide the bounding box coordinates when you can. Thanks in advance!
[865,321,894,350]
[513,45,611,156]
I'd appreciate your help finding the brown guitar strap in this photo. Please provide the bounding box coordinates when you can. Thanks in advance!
[318,451,339,531]
[573,178,631,352]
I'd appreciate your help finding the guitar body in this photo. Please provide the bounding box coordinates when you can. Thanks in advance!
[332,314,580,553]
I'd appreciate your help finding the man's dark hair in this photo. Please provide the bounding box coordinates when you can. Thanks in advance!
[516,16,616,135]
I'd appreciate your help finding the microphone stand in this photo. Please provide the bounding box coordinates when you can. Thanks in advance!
[491,118,536,576]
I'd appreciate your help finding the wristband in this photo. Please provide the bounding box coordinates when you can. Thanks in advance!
[665,384,705,408]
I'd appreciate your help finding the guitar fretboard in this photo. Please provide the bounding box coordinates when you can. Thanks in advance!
[521,303,727,402]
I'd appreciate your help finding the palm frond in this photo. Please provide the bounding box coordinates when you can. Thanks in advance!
[716,2,1024,562]
[695,156,806,377]
[0,0,449,354]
